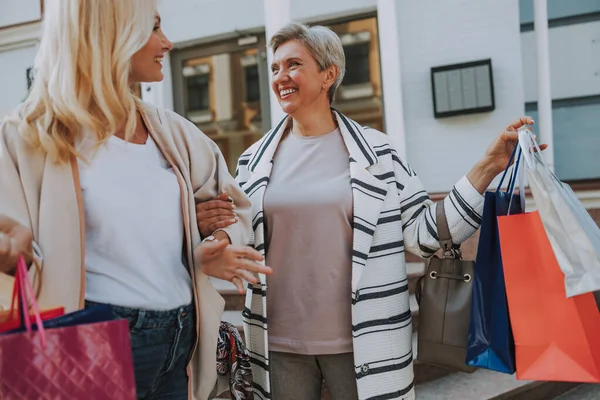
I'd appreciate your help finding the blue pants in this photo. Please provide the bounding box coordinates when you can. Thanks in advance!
[86,301,196,400]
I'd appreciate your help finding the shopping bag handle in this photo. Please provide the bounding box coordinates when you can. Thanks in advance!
[6,254,42,324]
[517,128,543,170]
[506,146,525,215]
[518,127,562,186]
[496,142,520,192]
[16,256,46,346]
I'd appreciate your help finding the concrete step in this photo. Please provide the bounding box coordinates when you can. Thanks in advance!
[415,369,577,399]
[553,384,600,399]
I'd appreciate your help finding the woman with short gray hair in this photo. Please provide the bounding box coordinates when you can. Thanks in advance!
[196,22,537,399]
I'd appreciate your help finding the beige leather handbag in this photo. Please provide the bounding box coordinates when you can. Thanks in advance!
[415,201,476,372]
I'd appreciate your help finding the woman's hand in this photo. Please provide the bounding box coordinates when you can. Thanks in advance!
[196,193,238,238]
[0,215,33,273]
[483,117,547,173]
[467,116,547,194]
[194,238,273,294]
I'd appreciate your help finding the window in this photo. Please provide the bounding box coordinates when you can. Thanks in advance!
[171,37,270,173]
[519,0,600,25]
[26,67,34,91]
[327,16,383,131]
[244,65,260,103]
[343,43,370,85]
[186,73,210,111]
[525,96,600,181]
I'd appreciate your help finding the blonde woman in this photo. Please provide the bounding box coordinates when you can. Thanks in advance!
[0,1,271,399]
[196,22,540,399]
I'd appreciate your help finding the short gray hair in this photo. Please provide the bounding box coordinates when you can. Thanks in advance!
[270,22,345,104]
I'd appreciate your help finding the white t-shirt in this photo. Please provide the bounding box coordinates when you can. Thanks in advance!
[78,134,192,310]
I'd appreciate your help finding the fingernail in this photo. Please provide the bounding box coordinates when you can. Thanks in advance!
[231,204,237,209]
[231,218,237,223]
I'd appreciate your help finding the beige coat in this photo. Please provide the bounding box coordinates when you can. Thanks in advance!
[0,103,252,400]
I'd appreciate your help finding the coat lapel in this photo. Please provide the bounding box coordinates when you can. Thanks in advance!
[244,116,290,285]
[334,111,388,293]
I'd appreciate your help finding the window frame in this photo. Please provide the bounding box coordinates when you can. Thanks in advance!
[170,33,271,131]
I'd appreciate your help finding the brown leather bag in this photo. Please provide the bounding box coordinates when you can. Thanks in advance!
[415,201,476,372]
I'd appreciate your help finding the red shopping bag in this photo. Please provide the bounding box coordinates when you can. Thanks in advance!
[0,257,137,400]
[498,211,600,382]
[0,260,64,333]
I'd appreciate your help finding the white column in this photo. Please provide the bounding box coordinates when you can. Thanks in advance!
[263,0,291,126]
[534,0,554,170]
[141,53,174,110]
[377,0,408,160]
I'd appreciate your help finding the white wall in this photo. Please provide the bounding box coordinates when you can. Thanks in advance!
[292,0,376,22]
[0,0,40,28]
[158,0,265,45]
[395,0,525,192]
[521,20,600,102]
[0,44,37,118]
[159,0,377,46]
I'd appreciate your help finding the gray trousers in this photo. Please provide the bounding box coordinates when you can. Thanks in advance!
[269,352,359,400]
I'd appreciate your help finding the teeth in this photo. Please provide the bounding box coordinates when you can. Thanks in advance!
[154,57,162,63]
[280,88,297,96]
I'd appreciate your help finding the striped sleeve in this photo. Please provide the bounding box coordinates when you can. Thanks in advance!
[392,149,484,258]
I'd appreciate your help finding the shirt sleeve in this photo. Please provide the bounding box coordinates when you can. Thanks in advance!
[0,123,43,271]
[391,148,484,258]
[191,140,253,247]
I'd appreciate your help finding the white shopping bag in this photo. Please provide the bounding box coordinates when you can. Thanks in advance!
[517,128,600,297]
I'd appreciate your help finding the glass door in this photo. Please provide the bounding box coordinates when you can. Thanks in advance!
[171,35,271,173]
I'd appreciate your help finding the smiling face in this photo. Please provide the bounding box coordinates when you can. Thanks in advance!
[270,39,337,117]
[129,13,173,84]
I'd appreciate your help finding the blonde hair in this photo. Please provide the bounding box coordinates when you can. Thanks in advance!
[270,22,346,103]
[15,0,157,163]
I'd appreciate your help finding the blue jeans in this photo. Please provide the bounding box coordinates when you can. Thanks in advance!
[85,301,196,400]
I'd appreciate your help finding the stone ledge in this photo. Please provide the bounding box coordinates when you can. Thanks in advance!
[416,368,577,400]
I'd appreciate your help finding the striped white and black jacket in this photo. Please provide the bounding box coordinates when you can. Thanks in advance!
[235,111,484,400]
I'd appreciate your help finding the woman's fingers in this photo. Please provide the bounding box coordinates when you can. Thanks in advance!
[199,238,229,259]
[231,276,245,294]
[231,246,265,262]
[215,192,231,202]
[205,218,237,234]
[235,257,273,275]
[195,199,235,214]
[196,198,238,237]
[234,268,259,285]
[506,116,534,131]
[200,215,236,231]
[197,209,236,220]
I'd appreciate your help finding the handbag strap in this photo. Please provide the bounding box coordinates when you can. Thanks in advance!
[437,201,461,259]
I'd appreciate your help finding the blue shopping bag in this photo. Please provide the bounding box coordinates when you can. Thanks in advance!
[2,304,115,335]
[465,145,523,374]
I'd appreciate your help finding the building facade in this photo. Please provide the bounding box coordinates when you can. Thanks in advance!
[0,0,598,198]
